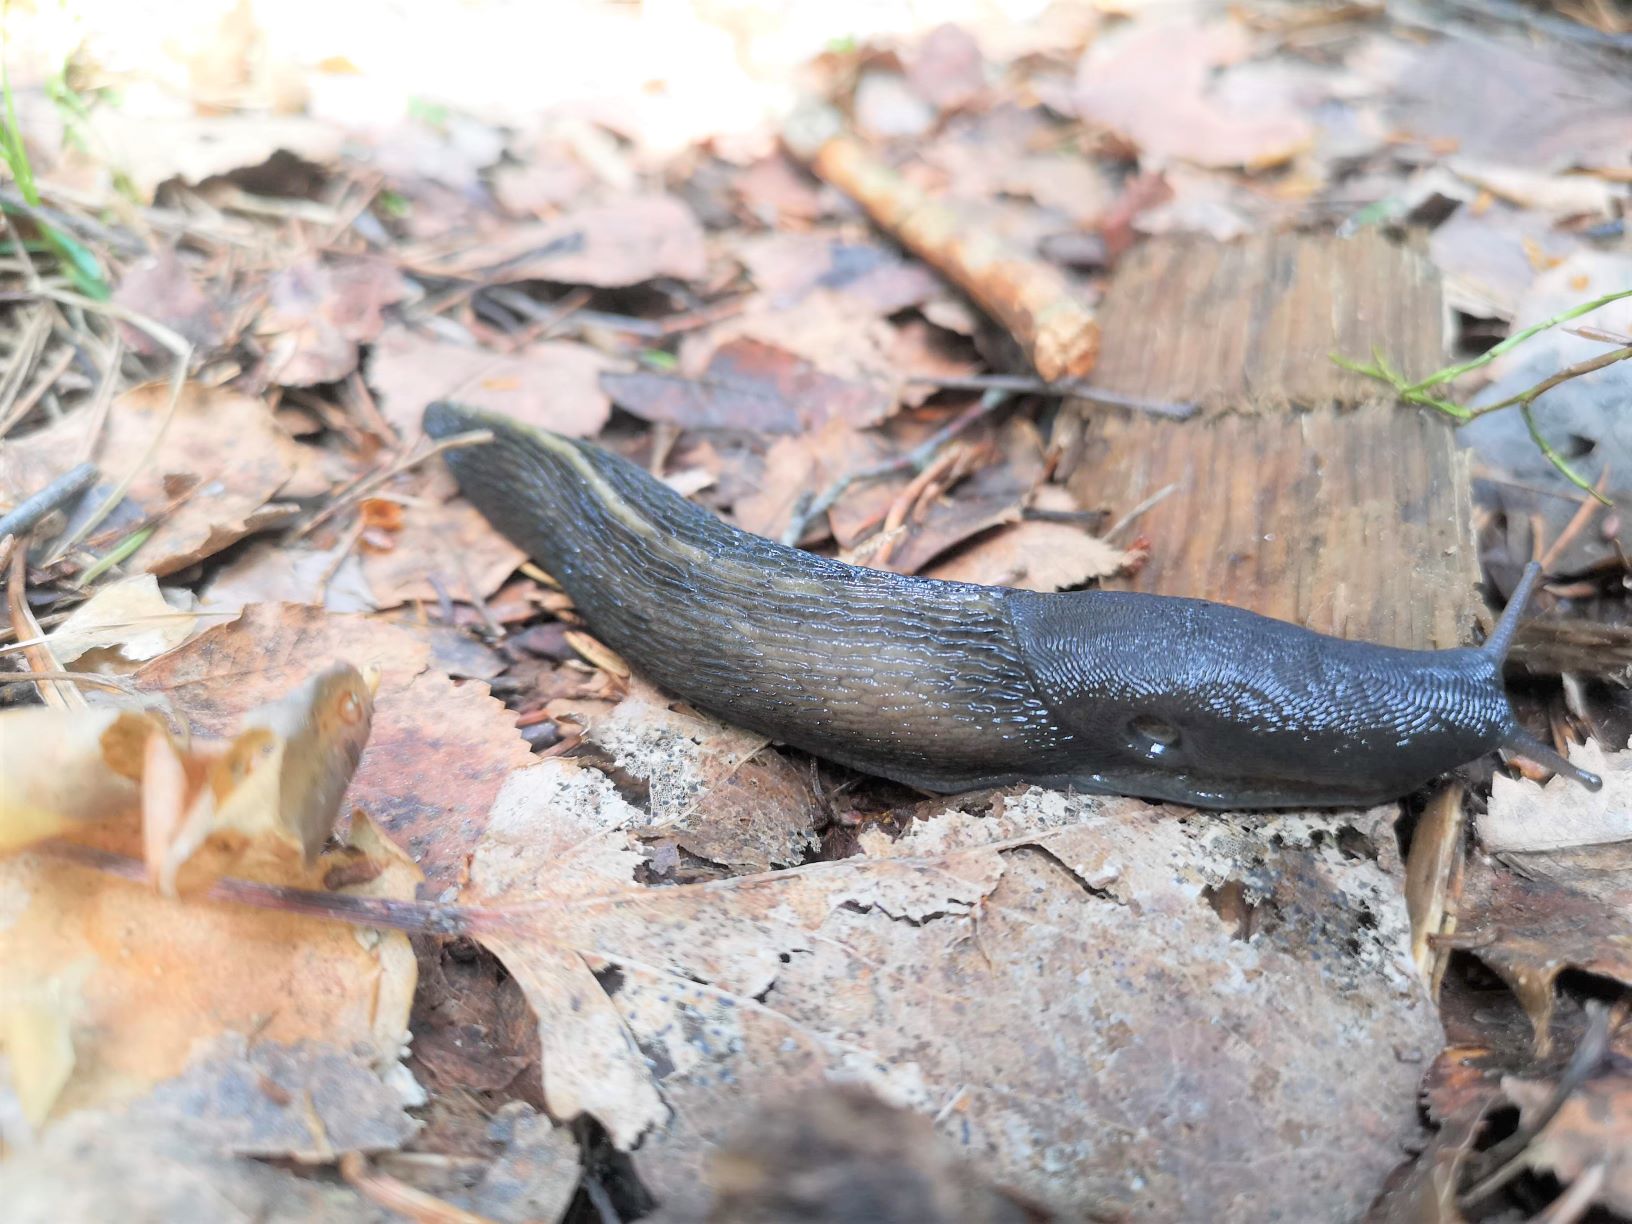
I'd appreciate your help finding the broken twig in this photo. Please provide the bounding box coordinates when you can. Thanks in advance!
[784,103,1098,383]
[779,390,1008,547]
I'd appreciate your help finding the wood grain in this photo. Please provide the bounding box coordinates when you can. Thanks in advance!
[1062,230,1481,649]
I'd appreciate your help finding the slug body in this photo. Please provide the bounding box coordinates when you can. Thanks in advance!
[426,403,1599,809]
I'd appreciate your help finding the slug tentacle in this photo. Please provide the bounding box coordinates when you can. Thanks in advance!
[1484,561,1603,792]
[425,401,1601,809]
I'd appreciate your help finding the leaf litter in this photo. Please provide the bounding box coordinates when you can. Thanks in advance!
[3,0,1631,1218]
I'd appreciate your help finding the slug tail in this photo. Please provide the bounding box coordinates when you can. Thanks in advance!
[1501,728,1604,792]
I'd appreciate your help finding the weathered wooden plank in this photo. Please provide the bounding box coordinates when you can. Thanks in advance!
[1062,230,1481,649]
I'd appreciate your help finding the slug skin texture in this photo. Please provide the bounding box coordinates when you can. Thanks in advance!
[425,402,1600,808]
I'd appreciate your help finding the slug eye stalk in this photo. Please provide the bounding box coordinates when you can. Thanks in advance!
[1489,561,1602,792]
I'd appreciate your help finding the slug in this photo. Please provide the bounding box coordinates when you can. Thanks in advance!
[425,402,1601,809]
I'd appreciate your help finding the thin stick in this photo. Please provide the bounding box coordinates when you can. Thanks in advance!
[1457,1001,1619,1207]
[0,344,74,435]
[1539,465,1612,572]
[1105,482,1181,542]
[1469,344,1632,421]
[23,286,195,564]
[36,841,471,936]
[0,307,51,432]
[73,332,125,465]
[779,390,1007,546]
[0,669,136,694]
[289,429,495,541]
[906,372,1195,419]
[0,462,97,541]
[6,544,83,710]
[1567,324,1632,346]
[867,443,968,567]
[784,105,1098,382]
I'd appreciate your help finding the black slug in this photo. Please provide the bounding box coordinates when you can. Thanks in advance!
[425,402,1602,809]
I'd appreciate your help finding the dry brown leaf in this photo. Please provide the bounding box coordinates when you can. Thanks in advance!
[132,603,534,890]
[830,416,1049,575]
[1073,19,1312,169]
[680,287,904,388]
[438,194,706,286]
[1388,36,1632,174]
[731,232,942,318]
[0,804,418,1123]
[48,574,196,669]
[853,69,937,141]
[149,663,375,894]
[453,1103,581,1222]
[1481,739,1629,854]
[602,337,896,434]
[0,382,305,575]
[257,255,412,387]
[457,777,1438,1219]
[588,678,820,872]
[83,109,343,200]
[1506,1070,1632,1215]
[358,492,526,609]
[733,155,828,226]
[887,317,978,407]
[2,1033,417,1222]
[110,247,229,357]
[1427,201,1581,320]
[200,539,377,614]
[732,416,885,541]
[1452,855,1632,1049]
[491,155,596,217]
[904,23,987,114]
[368,325,611,441]
[0,706,151,853]
[925,486,1130,591]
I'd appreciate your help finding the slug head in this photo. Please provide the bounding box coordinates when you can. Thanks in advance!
[1011,564,1602,808]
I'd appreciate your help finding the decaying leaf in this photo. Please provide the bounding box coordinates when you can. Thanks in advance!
[47,573,197,668]
[451,1103,581,1223]
[925,486,1130,591]
[1073,19,1312,169]
[0,382,305,575]
[732,416,885,541]
[432,195,707,287]
[0,706,151,852]
[132,603,534,889]
[457,772,1439,1219]
[588,678,820,872]
[147,662,376,894]
[0,803,418,1131]
[1481,739,1630,854]
[1451,855,1632,1051]
[829,417,1048,575]
[732,232,942,318]
[199,539,377,614]
[357,492,526,609]
[602,337,896,434]
[110,247,229,357]
[1506,1068,1632,1216]
[1388,35,1632,174]
[3,1034,418,1223]
[257,255,412,386]
[368,325,612,441]
[82,109,343,200]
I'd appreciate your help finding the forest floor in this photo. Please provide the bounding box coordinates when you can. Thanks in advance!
[1,1,1630,1220]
